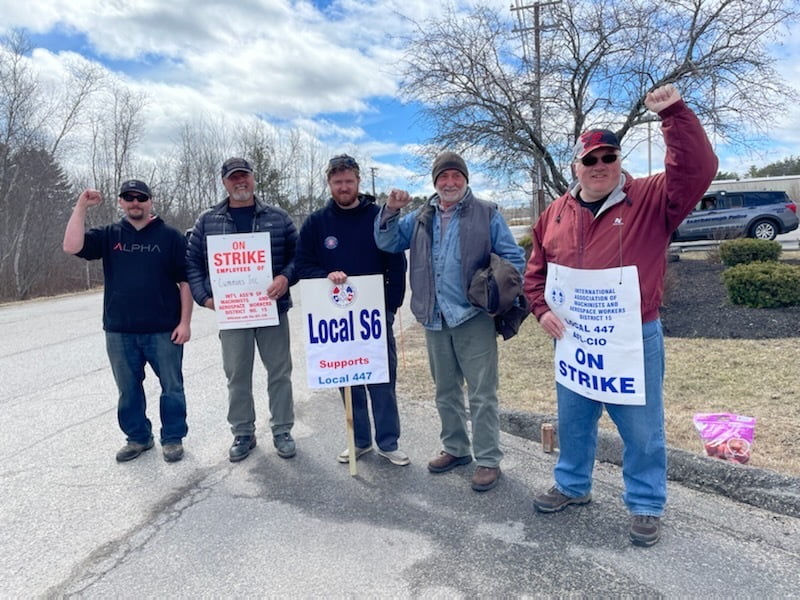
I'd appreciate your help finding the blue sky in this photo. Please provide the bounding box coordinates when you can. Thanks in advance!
[3,0,800,202]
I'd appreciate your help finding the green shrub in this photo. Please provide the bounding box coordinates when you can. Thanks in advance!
[719,238,782,267]
[721,261,800,308]
[518,233,533,261]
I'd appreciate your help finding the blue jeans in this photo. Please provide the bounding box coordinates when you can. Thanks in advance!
[105,331,188,445]
[553,319,666,516]
[425,312,501,467]
[338,312,401,451]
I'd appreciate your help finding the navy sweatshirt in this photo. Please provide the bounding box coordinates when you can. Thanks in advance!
[296,195,406,312]
[77,216,187,333]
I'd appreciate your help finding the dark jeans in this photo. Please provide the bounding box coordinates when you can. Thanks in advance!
[105,331,188,445]
[339,312,401,451]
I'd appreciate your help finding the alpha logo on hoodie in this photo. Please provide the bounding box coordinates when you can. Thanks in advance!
[112,242,161,253]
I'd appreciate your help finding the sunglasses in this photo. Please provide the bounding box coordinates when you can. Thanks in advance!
[579,153,619,167]
[121,194,149,203]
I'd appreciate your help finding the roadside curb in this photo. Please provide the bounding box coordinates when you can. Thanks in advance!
[500,410,800,519]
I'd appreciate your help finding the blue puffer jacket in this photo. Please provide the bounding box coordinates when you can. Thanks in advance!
[185,195,298,313]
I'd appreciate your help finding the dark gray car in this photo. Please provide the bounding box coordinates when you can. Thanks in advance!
[673,190,799,242]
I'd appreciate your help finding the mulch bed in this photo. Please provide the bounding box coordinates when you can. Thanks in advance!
[660,257,800,339]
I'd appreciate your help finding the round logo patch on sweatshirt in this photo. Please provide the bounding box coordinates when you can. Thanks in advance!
[324,236,339,250]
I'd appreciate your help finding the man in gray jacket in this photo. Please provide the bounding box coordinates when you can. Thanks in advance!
[186,158,298,462]
[375,152,525,492]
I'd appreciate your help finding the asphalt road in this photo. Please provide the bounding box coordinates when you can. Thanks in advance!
[1,292,799,597]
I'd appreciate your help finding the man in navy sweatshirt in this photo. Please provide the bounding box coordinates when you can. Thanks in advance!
[296,155,408,465]
[63,180,192,463]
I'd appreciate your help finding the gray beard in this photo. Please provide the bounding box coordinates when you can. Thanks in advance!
[231,189,252,203]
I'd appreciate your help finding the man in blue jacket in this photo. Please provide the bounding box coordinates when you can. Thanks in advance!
[186,158,298,463]
[296,154,408,466]
[375,152,525,491]
[63,180,192,463]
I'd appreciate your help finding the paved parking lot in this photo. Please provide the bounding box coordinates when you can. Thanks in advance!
[1,292,798,597]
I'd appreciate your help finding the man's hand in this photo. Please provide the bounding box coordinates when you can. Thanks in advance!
[539,310,566,340]
[171,322,191,344]
[77,189,104,209]
[386,189,411,211]
[267,274,289,300]
[203,297,215,310]
[645,84,681,114]
[327,271,348,285]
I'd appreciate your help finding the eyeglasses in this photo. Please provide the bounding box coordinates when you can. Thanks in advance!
[121,194,149,203]
[579,153,619,167]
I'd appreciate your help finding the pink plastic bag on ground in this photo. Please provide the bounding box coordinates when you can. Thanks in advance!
[692,412,756,464]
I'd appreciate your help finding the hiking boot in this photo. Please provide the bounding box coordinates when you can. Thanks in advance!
[162,442,184,463]
[532,485,592,513]
[273,432,296,458]
[427,451,473,473]
[630,515,662,547]
[376,447,411,466]
[229,435,256,462]
[115,439,154,462]
[471,466,501,491]
[337,446,373,463]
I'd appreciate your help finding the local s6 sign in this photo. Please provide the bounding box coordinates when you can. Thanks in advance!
[299,275,389,389]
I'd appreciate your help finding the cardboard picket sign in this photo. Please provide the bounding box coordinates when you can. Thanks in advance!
[300,274,389,475]
[206,232,279,329]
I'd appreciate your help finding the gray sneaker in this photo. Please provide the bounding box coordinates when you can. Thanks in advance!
[337,446,373,463]
[533,485,592,513]
[376,447,410,466]
[630,515,662,547]
[273,432,296,458]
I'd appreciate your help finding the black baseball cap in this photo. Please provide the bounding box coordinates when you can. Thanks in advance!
[118,179,152,199]
[221,157,253,179]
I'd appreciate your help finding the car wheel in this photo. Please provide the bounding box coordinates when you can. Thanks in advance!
[749,219,777,241]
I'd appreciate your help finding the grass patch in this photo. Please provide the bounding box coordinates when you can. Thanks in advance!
[396,318,800,478]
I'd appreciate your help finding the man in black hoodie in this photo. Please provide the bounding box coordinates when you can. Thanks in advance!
[296,155,408,465]
[63,180,192,463]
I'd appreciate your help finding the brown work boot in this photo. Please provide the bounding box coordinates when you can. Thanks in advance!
[533,485,592,513]
[427,451,473,473]
[471,466,501,491]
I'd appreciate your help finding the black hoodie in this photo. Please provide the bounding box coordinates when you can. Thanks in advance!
[77,216,187,333]
[296,194,406,312]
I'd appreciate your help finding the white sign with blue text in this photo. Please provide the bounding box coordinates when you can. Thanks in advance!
[545,263,645,405]
[300,274,389,389]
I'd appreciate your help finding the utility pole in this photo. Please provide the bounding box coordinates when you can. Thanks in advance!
[511,0,560,222]
[370,167,378,197]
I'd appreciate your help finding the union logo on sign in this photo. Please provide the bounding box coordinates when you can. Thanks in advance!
[330,283,356,308]
[549,287,565,306]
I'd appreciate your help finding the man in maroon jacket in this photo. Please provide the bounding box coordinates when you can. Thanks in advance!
[523,85,717,546]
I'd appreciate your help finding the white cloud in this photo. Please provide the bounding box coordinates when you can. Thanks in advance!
[3,0,800,195]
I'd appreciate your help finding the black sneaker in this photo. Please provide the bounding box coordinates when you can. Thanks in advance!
[273,432,296,458]
[630,515,662,547]
[115,439,154,462]
[532,485,592,513]
[229,435,256,462]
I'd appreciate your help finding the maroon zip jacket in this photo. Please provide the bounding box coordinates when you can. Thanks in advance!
[524,100,718,324]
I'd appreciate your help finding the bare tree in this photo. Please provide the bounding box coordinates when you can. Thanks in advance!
[0,31,104,299]
[400,0,797,198]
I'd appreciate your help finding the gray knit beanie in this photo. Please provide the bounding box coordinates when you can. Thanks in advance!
[431,151,469,184]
